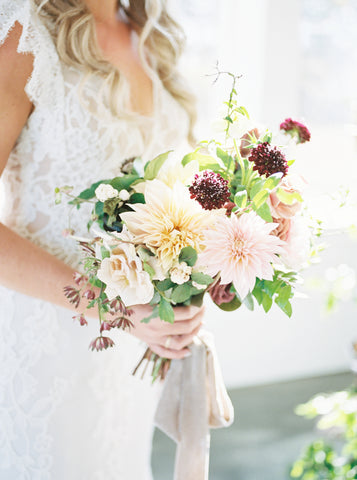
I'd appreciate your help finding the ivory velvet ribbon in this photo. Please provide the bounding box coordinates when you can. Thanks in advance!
[154,331,234,480]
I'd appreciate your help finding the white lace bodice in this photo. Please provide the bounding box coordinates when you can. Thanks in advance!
[0,2,190,479]
[0,0,189,267]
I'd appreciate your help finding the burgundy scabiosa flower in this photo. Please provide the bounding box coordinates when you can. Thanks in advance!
[89,336,115,351]
[189,170,230,210]
[248,142,288,177]
[280,118,311,144]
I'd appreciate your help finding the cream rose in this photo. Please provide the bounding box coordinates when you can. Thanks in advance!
[97,243,154,306]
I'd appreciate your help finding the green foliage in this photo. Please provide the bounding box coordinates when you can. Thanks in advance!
[234,190,248,209]
[182,149,222,172]
[141,305,159,324]
[143,262,156,279]
[158,297,175,323]
[171,283,192,304]
[190,272,214,286]
[290,387,357,479]
[179,246,198,267]
[252,271,296,317]
[144,151,172,181]
[215,296,242,312]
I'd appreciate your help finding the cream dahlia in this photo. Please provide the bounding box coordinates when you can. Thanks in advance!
[198,211,285,299]
[120,179,216,271]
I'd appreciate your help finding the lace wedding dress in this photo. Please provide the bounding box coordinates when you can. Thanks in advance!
[0,1,189,479]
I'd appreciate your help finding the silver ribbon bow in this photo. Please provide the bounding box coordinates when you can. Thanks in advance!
[154,331,234,480]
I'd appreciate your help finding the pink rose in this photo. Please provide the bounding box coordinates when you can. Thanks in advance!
[239,128,260,158]
[268,175,306,219]
[272,217,291,242]
[209,282,235,305]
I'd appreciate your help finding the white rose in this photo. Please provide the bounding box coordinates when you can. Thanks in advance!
[95,184,119,202]
[170,262,192,285]
[97,243,154,305]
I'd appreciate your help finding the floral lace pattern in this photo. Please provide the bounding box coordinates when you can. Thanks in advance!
[0,1,188,478]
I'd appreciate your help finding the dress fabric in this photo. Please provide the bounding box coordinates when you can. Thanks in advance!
[0,1,189,479]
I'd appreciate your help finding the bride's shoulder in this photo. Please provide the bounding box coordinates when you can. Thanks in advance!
[0,0,63,108]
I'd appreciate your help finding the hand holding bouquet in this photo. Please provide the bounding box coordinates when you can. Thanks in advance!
[57,73,312,380]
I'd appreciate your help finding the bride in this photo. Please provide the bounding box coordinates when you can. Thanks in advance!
[0,0,204,478]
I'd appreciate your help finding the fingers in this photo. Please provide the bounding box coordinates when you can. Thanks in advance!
[173,305,202,321]
[149,344,191,360]
[166,323,202,351]
[154,307,205,336]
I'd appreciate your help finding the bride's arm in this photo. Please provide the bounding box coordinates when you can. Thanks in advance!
[0,25,203,358]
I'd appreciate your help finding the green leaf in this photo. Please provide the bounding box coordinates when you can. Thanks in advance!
[216,147,233,168]
[275,298,292,317]
[252,189,269,209]
[236,106,250,119]
[141,305,159,323]
[243,293,254,311]
[179,246,197,267]
[276,284,292,305]
[264,173,283,191]
[95,201,104,216]
[249,178,265,199]
[190,272,214,286]
[234,190,248,208]
[287,159,295,167]
[89,277,104,288]
[149,291,161,306]
[189,292,205,307]
[262,292,273,313]
[171,284,192,304]
[144,151,172,181]
[215,296,242,312]
[129,192,145,204]
[224,116,233,123]
[158,297,175,323]
[276,187,303,205]
[255,202,273,222]
[101,246,110,259]
[110,174,140,191]
[143,262,155,279]
[156,278,176,291]
[261,131,272,144]
[182,151,221,171]
[252,288,263,305]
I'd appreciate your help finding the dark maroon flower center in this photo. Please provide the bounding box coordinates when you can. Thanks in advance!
[189,170,230,210]
[248,142,288,177]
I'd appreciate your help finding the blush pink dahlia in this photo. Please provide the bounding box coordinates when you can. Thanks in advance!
[280,118,311,144]
[199,211,285,299]
[189,170,230,210]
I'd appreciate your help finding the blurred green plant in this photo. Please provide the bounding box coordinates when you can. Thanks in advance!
[290,385,357,479]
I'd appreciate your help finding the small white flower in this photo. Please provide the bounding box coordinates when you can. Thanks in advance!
[192,281,205,290]
[119,189,130,201]
[170,262,192,285]
[95,184,119,202]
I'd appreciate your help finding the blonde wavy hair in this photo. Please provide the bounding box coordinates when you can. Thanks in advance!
[34,0,196,144]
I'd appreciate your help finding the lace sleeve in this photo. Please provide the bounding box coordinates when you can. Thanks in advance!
[0,0,64,110]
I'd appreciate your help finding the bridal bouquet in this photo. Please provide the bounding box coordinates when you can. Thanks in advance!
[56,73,312,379]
